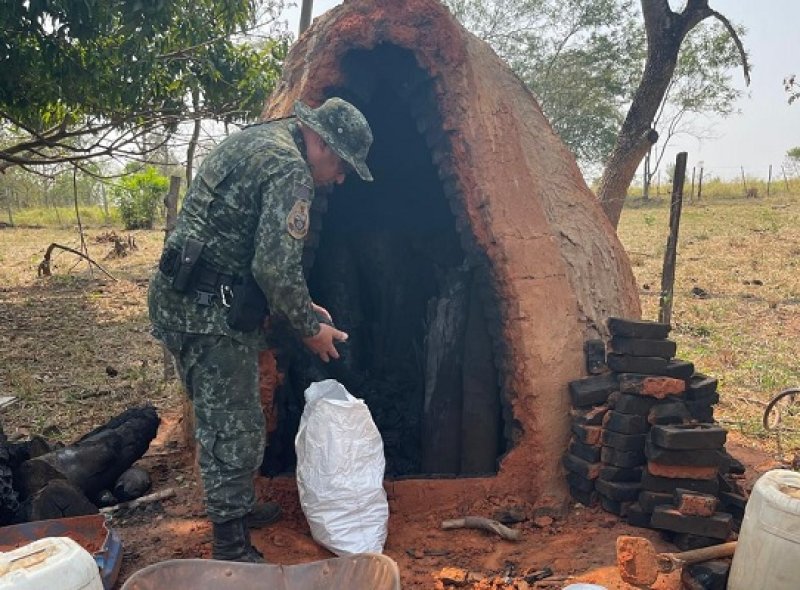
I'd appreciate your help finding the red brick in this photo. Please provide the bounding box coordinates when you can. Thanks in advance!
[647,462,718,480]
[675,489,719,517]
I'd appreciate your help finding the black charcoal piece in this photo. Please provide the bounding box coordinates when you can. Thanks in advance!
[607,354,669,375]
[602,430,647,451]
[601,445,646,468]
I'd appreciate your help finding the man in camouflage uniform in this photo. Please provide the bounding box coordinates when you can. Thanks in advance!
[148,98,373,562]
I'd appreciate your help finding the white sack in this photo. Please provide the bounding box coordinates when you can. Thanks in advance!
[295,379,389,555]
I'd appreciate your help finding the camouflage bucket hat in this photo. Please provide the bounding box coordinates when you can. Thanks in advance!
[294,97,374,181]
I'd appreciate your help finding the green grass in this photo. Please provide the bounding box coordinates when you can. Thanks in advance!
[5,205,121,228]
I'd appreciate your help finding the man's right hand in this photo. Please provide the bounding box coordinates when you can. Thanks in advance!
[302,323,348,363]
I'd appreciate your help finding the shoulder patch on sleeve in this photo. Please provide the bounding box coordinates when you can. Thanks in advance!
[287,199,310,239]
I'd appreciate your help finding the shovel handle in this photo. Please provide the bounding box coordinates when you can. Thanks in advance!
[657,541,737,572]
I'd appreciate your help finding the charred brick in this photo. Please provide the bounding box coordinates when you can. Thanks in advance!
[571,405,609,426]
[602,430,647,451]
[650,506,733,540]
[648,401,691,425]
[610,392,659,416]
[569,439,602,463]
[569,374,618,408]
[566,472,595,493]
[687,374,719,400]
[641,471,719,495]
[650,424,727,450]
[618,374,686,398]
[645,440,729,468]
[600,495,631,516]
[599,465,643,482]
[608,336,677,359]
[639,490,674,512]
[571,423,602,446]
[607,318,671,339]
[569,486,598,506]
[595,479,641,502]
[607,354,669,375]
[626,502,653,528]
[682,560,731,590]
[562,453,601,479]
[601,445,646,468]
[584,339,607,375]
[604,410,649,434]
[663,359,695,380]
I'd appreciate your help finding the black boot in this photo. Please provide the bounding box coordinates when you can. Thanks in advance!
[212,517,266,563]
[245,502,282,529]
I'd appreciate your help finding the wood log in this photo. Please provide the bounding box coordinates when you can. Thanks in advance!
[17,406,159,502]
[23,479,99,522]
[460,270,500,474]
[421,267,470,474]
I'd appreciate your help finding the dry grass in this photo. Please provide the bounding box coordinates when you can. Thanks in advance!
[618,193,800,458]
[0,227,181,442]
[2,192,799,461]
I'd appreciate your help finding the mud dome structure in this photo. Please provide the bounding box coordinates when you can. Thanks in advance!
[258,0,640,511]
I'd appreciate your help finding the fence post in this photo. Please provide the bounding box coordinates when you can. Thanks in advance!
[697,167,704,202]
[659,152,688,326]
[690,167,696,203]
[783,166,791,193]
[740,166,747,195]
[768,164,772,197]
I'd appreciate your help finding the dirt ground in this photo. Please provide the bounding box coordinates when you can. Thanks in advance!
[0,227,788,589]
[111,416,778,590]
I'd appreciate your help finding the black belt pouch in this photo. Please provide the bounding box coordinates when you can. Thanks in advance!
[226,275,270,332]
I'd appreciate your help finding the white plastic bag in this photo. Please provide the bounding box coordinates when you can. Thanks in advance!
[295,379,389,556]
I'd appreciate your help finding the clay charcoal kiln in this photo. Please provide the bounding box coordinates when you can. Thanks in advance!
[258,0,640,510]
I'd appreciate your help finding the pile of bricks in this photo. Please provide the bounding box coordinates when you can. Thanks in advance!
[564,317,746,548]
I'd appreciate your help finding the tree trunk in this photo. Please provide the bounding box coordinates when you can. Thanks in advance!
[186,88,201,189]
[597,0,748,228]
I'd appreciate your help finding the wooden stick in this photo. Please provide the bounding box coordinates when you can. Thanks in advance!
[441,516,522,541]
[100,487,176,514]
[37,242,117,280]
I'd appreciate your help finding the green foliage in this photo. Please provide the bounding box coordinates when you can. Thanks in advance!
[113,167,169,230]
[0,0,289,169]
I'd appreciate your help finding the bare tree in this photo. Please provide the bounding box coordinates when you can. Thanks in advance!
[597,0,749,227]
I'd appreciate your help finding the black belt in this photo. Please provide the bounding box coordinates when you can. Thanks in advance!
[159,247,236,307]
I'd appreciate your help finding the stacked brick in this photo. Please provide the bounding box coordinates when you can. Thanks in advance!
[563,317,746,548]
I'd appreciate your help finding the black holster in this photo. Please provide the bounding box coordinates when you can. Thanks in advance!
[226,275,270,332]
[168,237,205,293]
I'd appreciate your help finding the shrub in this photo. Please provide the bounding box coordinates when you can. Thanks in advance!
[113,166,168,230]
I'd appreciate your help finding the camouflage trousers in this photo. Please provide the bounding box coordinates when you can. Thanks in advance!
[158,331,265,523]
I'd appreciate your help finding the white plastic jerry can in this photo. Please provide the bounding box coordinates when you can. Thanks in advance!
[0,536,103,590]
[728,469,800,590]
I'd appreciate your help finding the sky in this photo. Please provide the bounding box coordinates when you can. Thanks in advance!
[279,1,800,181]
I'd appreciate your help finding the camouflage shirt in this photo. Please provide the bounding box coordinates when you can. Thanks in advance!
[148,119,320,346]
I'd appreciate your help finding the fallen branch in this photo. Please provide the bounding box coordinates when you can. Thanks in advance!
[441,516,522,541]
[37,242,117,281]
[100,487,176,515]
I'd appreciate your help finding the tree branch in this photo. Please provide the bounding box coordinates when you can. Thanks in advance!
[708,10,750,85]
